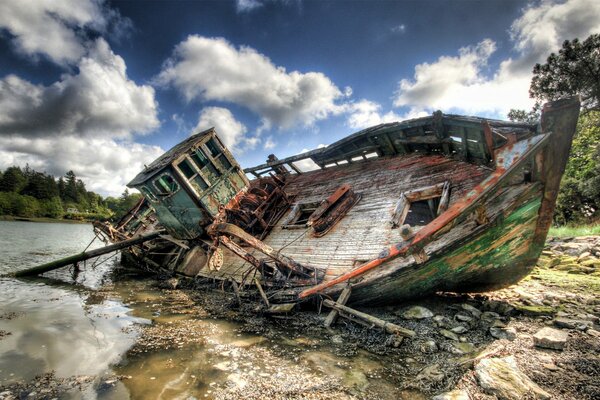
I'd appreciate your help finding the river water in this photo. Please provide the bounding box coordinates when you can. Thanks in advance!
[0,221,421,399]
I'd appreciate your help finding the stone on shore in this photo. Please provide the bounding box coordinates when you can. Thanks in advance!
[432,389,470,400]
[401,306,433,320]
[533,327,568,350]
[489,326,517,341]
[475,356,551,400]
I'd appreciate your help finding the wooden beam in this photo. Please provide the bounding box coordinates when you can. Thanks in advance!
[324,286,352,328]
[323,299,415,338]
[254,278,270,307]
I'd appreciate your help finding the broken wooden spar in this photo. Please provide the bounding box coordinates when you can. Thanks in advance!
[323,299,415,338]
[11,230,165,277]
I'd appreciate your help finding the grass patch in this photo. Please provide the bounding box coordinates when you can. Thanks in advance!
[548,224,600,237]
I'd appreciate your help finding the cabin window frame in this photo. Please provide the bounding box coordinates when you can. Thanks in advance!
[175,156,210,195]
[152,172,181,198]
[281,201,320,229]
[191,143,222,182]
[202,137,234,174]
[391,181,451,229]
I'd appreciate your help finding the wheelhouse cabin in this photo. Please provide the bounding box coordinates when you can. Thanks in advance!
[127,129,248,239]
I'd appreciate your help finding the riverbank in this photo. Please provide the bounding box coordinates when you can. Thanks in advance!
[0,215,92,224]
[1,236,598,399]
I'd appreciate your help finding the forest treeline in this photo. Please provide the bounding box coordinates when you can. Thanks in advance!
[0,166,141,221]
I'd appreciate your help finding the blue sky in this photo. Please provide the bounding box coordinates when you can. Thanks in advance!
[0,0,599,196]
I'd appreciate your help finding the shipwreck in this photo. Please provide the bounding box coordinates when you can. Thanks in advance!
[16,97,581,326]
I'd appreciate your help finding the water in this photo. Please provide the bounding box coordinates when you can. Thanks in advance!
[0,221,421,399]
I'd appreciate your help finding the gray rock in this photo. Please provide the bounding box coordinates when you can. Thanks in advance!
[420,340,438,353]
[451,325,469,334]
[417,363,445,382]
[401,305,433,320]
[432,389,470,400]
[490,326,517,340]
[450,342,475,355]
[481,311,501,324]
[533,327,568,350]
[553,317,591,331]
[440,329,460,341]
[433,315,453,328]
[475,356,551,400]
[455,313,474,323]
[462,303,482,318]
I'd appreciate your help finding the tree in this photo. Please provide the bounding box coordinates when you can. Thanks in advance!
[64,170,80,203]
[0,166,26,193]
[530,34,600,113]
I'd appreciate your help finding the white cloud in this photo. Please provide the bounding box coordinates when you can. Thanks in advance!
[393,0,600,117]
[193,107,258,154]
[346,100,402,129]
[0,136,163,196]
[291,145,327,172]
[0,38,159,139]
[236,0,264,12]
[0,0,129,65]
[263,136,276,150]
[0,37,160,196]
[391,24,406,34]
[157,35,346,130]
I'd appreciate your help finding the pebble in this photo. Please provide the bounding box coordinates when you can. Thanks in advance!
[451,325,469,334]
[432,389,470,400]
[439,329,459,341]
[401,306,433,320]
[461,304,482,318]
[490,327,517,341]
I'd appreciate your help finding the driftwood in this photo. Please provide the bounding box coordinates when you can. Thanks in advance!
[323,299,415,338]
[11,230,165,277]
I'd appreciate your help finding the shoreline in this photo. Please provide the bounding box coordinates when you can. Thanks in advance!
[0,215,92,224]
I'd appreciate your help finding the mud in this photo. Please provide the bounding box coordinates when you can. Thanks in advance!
[1,236,598,399]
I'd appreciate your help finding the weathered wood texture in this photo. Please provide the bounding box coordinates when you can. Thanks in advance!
[198,153,490,283]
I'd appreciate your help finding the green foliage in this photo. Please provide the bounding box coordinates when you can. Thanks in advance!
[0,166,135,221]
[0,166,27,193]
[548,224,600,238]
[530,34,600,113]
[507,108,539,124]
[554,112,600,224]
[512,34,600,225]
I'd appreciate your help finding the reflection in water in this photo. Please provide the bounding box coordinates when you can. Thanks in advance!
[0,221,419,399]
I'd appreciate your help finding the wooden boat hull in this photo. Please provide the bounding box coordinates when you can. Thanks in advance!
[93,97,581,309]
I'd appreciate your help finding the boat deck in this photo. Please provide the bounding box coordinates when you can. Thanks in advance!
[197,152,491,284]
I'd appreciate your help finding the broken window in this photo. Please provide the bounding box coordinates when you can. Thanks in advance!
[205,138,233,172]
[391,182,450,229]
[153,173,180,197]
[282,202,320,229]
[191,148,221,182]
[176,158,209,194]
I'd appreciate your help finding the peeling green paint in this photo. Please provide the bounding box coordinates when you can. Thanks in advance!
[353,196,544,305]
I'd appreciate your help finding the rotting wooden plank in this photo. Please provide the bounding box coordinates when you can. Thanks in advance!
[255,277,270,307]
[323,299,415,338]
[324,286,352,328]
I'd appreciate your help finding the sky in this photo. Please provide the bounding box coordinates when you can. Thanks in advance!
[1,0,599,197]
